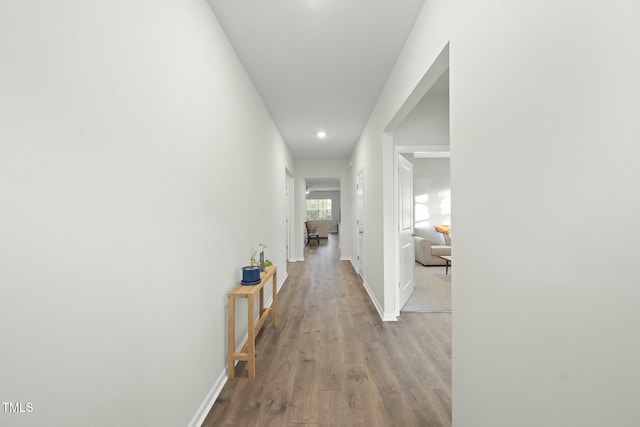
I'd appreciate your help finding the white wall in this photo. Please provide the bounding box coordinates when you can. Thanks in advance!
[394,92,449,147]
[412,158,451,227]
[452,2,640,426]
[294,159,352,261]
[0,1,293,426]
[352,0,640,426]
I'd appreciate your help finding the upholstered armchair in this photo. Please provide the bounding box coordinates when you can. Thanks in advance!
[414,225,451,266]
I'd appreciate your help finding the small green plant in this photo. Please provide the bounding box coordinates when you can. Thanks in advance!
[250,250,259,267]
[250,243,272,270]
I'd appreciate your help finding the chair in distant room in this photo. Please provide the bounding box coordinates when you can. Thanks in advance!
[305,222,320,246]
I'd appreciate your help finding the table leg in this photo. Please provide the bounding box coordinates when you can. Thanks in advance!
[227,295,235,379]
[247,295,256,380]
[259,285,264,317]
[446,260,450,274]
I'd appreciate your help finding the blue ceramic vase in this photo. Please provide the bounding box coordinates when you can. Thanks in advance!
[241,266,261,285]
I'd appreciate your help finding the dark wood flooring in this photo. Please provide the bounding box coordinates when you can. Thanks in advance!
[204,234,452,427]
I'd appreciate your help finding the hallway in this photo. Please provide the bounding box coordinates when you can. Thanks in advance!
[204,234,451,426]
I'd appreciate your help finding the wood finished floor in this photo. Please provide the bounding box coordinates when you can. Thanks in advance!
[204,234,451,427]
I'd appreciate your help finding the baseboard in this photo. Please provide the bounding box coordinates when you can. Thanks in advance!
[360,278,385,321]
[340,256,351,261]
[345,261,395,320]
[187,331,251,427]
[187,369,227,427]
[288,257,296,262]
[188,273,288,426]
[277,272,288,293]
[350,259,360,276]
[382,312,399,321]
[296,257,305,262]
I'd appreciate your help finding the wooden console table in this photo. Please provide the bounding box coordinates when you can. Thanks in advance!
[227,265,277,380]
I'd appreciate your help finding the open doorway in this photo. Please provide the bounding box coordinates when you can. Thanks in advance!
[383,44,450,318]
[398,150,451,314]
[396,72,450,315]
[304,177,341,247]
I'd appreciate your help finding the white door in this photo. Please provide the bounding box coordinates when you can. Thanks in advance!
[398,154,415,310]
[356,169,364,274]
[285,179,290,261]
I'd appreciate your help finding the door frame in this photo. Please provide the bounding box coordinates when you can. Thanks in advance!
[392,145,450,317]
[356,168,365,276]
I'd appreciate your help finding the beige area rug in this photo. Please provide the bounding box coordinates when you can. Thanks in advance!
[401,263,451,313]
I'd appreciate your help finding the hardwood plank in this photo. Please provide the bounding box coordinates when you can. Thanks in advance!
[342,364,382,427]
[318,302,345,391]
[365,356,422,426]
[255,355,294,426]
[318,390,352,427]
[287,340,319,423]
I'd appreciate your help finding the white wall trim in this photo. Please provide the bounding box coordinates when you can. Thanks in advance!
[277,273,288,294]
[295,257,305,262]
[396,144,450,156]
[360,278,393,321]
[384,132,398,319]
[346,258,395,320]
[187,326,256,427]
[382,312,399,322]
[350,259,360,275]
[187,368,228,427]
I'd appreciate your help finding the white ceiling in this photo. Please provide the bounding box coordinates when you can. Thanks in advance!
[208,0,426,159]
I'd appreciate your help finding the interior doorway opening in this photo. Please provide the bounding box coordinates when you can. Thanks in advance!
[303,177,341,248]
[383,44,450,319]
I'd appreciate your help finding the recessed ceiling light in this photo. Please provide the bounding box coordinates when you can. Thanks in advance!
[316,131,327,139]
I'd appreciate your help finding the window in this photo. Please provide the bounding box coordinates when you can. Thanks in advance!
[306,199,332,221]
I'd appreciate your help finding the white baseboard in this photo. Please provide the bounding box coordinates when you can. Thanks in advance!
[350,259,360,275]
[340,256,351,261]
[188,273,288,426]
[187,369,227,427]
[187,328,253,427]
[277,272,288,293]
[296,257,305,262]
[288,257,296,262]
[382,312,399,321]
[358,277,399,322]
[360,278,384,320]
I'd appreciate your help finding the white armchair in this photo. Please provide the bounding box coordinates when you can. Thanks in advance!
[414,226,451,266]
